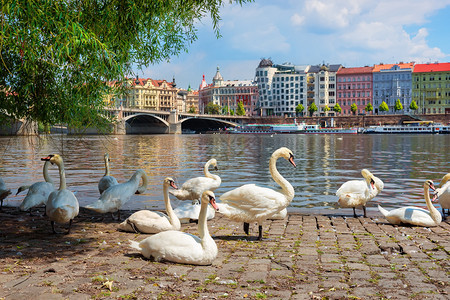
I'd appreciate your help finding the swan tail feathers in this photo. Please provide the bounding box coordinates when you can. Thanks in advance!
[129,240,142,252]
[377,204,389,217]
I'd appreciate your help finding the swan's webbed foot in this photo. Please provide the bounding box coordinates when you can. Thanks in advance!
[243,222,250,235]
[257,225,263,241]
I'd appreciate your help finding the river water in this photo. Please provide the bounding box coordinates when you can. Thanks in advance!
[0,133,448,214]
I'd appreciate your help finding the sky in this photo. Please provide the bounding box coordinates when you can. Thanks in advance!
[138,0,450,90]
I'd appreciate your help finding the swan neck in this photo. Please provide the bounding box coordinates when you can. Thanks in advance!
[104,158,110,176]
[424,186,441,224]
[135,170,148,194]
[163,184,178,226]
[198,202,210,242]
[43,160,53,184]
[56,160,66,190]
[269,154,294,202]
[204,161,213,178]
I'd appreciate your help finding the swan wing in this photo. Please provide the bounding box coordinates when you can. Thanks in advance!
[173,177,221,201]
[436,182,450,208]
[173,202,215,223]
[381,206,435,226]
[98,175,119,194]
[19,182,55,211]
[46,190,79,223]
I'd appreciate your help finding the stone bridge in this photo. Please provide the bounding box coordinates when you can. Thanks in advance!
[106,108,250,134]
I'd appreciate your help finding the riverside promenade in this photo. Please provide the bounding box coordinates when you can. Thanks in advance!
[0,207,449,299]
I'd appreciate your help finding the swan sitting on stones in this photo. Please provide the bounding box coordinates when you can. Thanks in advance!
[86,169,148,220]
[170,158,221,204]
[433,173,450,218]
[42,154,79,234]
[336,169,384,217]
[217,147,296,240]
[378,180,441,227]
[129,190,219,265]
[118,177,180,233]
[17,159,55,213]
[98,153,118,195]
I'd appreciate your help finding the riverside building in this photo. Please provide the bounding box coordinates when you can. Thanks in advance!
[307,64,341,117]
[255,59,309,117]
[336,66,374,115]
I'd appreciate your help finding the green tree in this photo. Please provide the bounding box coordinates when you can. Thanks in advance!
[188,105,196,114]
[221,105,230,115]
[308,102,318,116]
[365,103,373,114]
[205,102,221,115]
[236,101,246,116]
[394,99,403,112]
[351,103,358,115]
[295,103,304,116]
[0,0,251,129]
[323,105,330,112]
[333,103,342,114]
[409,100,419,112]
[379,101,389,113]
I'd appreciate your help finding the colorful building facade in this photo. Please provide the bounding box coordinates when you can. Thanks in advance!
[336,66,374,115]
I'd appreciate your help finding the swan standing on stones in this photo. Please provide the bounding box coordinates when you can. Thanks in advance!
[217,147,296,240]
[0,178,12,209]
[118,177,180,233]
[433,173,450,218]
[336,169,384,217]
[85,169,148,220]
[170,158,221,204]
[378,180,441,227]
[98,153,118,195]
[129,190,219,265]
[17,160,55,213]
[42,154,79,234]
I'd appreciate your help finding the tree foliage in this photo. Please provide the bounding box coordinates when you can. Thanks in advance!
[236,101,245,116]
[333,103,342,113]
[350,103,357,114]
[295,103,304,115]
[323,105,330,112]
[308,102,318,116]
[365,102,373,113]
[205,102,220,115]
[188,105,196,113]
[394,99,403,111]
[0,0,250,129]
[379,101,389,112]
[409,100,418,111]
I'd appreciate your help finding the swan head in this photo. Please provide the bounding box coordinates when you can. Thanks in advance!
[202,190,219,211]
[210,159,218,171]
[41,154,63,166]
[104,153,111,162]
[361,169,377,189]
[424,180,437,202]
[164,177,178,190]
[274,147,296,167]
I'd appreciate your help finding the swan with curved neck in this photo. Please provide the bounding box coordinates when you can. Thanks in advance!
[0,178,12,209]
[118,177,180,233]
[336,169,384,217]
[129,190,219,265]
[217,147,296,240]
[433,173,450,218]
[85,169,148,220]
[378,180,441,227]
[18,160,55,213]
[42,154,79,234]
[170,158,221,204]
[98,153,118,194]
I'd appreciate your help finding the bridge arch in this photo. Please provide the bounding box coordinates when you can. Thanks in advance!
[179,117,238,133]
[123,113,170,134]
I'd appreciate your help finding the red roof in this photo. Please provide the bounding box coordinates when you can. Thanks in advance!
[337,66,373,75]
[413,62,450,73]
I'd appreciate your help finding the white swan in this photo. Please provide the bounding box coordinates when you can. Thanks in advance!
[118,177,180,233]
[378,180,441,227]
[433,173,450,218]
[173,199,216,224]
[129,190,219,265]
[170,158,221,204]
[18,160,55,213]
[217,147,296,240]
[42,154,79,234]
[0,178,12,208]
[336,169,384,217]
[85,169,148,220]
[98,153,118,194]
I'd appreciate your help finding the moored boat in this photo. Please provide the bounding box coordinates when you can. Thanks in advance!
[364,121,449,134]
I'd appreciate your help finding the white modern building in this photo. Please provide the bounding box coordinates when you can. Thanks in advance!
[307,64,341,116]
[255,59,309,117]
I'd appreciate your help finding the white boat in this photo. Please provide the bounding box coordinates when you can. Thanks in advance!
[228,122,358,134]
[364,121,449,134]
[301,124,358,134]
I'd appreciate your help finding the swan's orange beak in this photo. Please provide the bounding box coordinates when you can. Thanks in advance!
[41,155,52,161]
[210,197,219,211]
[170,181,178,190]
[289,156,296,168]
[429,183,435,192]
